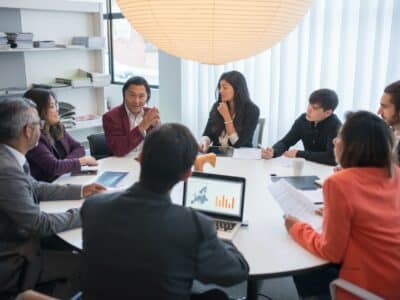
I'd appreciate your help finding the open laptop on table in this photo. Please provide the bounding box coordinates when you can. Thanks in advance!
[183,172,246,240]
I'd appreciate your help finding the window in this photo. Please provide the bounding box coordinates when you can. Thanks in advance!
[103,0,159,86]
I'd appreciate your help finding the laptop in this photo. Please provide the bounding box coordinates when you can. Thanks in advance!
[183,172,246,240]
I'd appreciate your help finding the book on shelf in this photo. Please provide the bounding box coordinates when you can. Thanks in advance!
[32,82,70,89]
[6,32,34,41]
[6,32,34,49]
[0,87,27,96]
[71,36,105,49]
[78,68,110,87]
[55,77,92,88]
[33,40,56,48]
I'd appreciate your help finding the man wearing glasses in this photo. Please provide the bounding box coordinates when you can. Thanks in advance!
[262,89,341,165]
[0,98,105,299]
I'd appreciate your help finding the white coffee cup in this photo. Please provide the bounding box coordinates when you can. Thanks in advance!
[292,158,305,176]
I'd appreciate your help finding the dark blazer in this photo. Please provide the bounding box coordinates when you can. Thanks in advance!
[202,101,260,148]
[103,105,154,157]
[272,113,341,165]
[81,182,249,300]
[26,131,85,182]
[0,144,82,293]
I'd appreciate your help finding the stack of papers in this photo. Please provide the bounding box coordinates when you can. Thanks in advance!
[72,36,105,48]
[268,179,323,232]
[232,147,262,160]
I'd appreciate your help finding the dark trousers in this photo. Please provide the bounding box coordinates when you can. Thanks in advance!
[293,265,340,297]
[24,236,82,300]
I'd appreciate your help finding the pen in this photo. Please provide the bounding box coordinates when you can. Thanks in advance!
[257,144,263,149]
[314,202,323,205]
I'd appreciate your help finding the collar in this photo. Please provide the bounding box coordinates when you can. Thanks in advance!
[127,181,173,204]
[125,104,145,119]
[3,144,26,168]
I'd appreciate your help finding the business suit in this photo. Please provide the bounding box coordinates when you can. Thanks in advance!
[202,101,260,148]
[81,182,249,300]
[103,105,154,156]
[0,144,82,296]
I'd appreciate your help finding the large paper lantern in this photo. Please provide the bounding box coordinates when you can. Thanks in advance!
[117,0,311,65]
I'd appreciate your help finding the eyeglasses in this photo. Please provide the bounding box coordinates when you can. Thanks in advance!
[28,120,45,130]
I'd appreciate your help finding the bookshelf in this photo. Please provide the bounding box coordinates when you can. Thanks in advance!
[0,0,107,144]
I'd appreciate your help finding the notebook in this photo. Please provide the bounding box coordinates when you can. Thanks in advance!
[95,171,128,188]
[270,175,320,190]
[183,172,246,240]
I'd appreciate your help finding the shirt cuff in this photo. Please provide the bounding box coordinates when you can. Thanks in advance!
[228,132,239,145]
[80,186,84,198]
[140,129,146,138]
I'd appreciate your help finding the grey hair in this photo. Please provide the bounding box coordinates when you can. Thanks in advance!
[0,98,38,143]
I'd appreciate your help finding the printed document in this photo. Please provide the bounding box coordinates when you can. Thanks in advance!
[268,179,323,232]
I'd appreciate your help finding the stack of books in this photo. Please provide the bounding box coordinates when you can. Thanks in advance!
[0,32,10,50]
[71,36,105,49]
[59,102,76,129]
[79,69,110,87]
[32,82,70,89]
[33,40,56,48]
[55,70,92,88]
[6,32,33,49]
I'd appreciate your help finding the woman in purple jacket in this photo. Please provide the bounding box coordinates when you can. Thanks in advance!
[24,88,97,182]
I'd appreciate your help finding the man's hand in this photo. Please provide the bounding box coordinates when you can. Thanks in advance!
[283,214,300,232]
[262,147,274,159]
[82,183,107,198]
[283,149,298,158]
[139,107,160,131]
[217,102,232,122]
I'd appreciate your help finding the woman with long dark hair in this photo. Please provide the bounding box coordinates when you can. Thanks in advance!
[199,71,260,152]
[285,111,400,299]
[24,88,97,182]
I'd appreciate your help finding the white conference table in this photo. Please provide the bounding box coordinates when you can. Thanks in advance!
[40,155,334,298]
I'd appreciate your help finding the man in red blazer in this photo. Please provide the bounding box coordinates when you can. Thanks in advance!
[103,76,160,156]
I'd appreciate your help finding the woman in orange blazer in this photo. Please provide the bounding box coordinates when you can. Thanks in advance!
[285,111,400,300]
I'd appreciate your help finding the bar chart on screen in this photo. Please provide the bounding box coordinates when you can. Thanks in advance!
[215,196,236,209]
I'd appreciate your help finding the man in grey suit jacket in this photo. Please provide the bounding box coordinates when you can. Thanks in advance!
[81,123,249,300]
[0,98,105,299]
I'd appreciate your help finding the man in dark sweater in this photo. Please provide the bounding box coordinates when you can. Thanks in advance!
[262,89,341,165]
[378,80,400,163]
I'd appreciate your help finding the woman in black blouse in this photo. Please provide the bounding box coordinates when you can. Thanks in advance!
[199,70,260,152]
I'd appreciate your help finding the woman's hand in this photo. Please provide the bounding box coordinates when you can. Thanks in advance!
[199,139,210,153]
[283,214,300,232]
[79,156,97,166]
[217,102,231,122]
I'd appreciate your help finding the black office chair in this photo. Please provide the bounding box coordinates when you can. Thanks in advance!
[252,118,265,148]
[87,133,110,160]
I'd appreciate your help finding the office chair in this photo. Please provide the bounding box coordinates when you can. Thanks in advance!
[87,133,110,160]
[252,118,265,147]
[329,279,384,300]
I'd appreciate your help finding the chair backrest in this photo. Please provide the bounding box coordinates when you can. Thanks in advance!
[252,118,265,147]
[330,279,384,300]
[87,133,110,160]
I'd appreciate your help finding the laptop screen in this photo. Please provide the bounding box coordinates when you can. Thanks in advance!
[183,172,245,221]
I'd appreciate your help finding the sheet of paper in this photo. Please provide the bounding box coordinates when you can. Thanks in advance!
[268,179,323,232]
[273,156,292,167]
[301,189,324,204]
[81,165,98,172]
[233,147,262,160]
